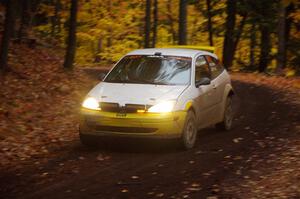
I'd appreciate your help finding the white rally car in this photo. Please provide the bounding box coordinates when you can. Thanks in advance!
[80,47,234,149]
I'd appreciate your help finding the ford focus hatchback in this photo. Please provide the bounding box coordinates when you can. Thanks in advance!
[80,48,234,149]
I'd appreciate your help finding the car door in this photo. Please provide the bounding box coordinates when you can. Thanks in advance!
[205,56,225,104]
[205,55,226,123]
[194,55,216,128]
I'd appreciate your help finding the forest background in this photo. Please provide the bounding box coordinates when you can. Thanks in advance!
[0,0,299,75]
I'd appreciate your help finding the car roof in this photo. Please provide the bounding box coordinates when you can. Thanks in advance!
[127,48,218,59]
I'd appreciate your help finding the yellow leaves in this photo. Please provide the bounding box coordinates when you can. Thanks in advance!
[38,4,55,16]
[98,40,141,62]
[285,69,296,77]
[282,0,298,7]
[157,27,173,45]
[76,32,96,42]
[71,0,144,64]
[35,25,52,35]
[289,11,300,23]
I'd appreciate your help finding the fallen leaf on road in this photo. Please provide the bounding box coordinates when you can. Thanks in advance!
[78,156,85,160]
[207,196,218,199]
[202,172,211,176]
[233,137,243,143]
[121,189,129,193]
[186,187,202,192]
[156,193,164,197]
[40,172,48,177]
[131,175,139,179]
[195,150,204,154]
[191,183,201,187]
[182,181,189,185]
[96,154,104,161]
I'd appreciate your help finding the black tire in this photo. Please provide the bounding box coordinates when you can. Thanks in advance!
[79,134,97,147]
[180,111,197,150]
[216,96,233,131]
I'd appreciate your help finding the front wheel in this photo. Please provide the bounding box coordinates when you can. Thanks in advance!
[180,111,197,150]
[79,133,97,147]
[216,96,233,131]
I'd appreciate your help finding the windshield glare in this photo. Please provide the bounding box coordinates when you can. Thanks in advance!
[104,55,191,85]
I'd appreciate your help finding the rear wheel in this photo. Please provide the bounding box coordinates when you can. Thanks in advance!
[216,96,233,131]
[180,111,197,150]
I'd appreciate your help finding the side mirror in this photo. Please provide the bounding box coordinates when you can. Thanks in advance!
[98,72,106,81]
[195,77,211,87]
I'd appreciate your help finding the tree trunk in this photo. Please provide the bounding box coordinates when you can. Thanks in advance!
[178,0,187,45]
[166,0,176,44]
[55,0,62,34]
[94,38,102,63]
[258,25,271,72]
[18,0,30,42]
[28,0,41,27]
[51,0,61,37]
[0,0,17,73]
[144,0,151,48]
[151,0,158,48]
[249,23,256,69]
[276,0,287,73]
[107,0,113,48]
[232,14,247,55]
[285,3,294,46]
[50,0,56,38]
[64,0,78,69]
[222,0,236,69]
[206,0,213,46]
[223,14,247,69]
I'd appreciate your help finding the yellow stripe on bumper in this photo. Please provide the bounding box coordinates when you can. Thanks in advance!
[79,109,187,139]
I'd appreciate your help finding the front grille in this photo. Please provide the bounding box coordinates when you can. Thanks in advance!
[100,102,119,112]
[92,125,157,134]
[99,102,152,113]
[125,104,151,113]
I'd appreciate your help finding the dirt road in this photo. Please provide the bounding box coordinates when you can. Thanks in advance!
[1,79,299,199]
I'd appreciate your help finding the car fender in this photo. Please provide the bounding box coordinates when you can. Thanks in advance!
[184,100,194,112]
[218,83,234,121]
[223,83,234,99]
[180,99,197,118]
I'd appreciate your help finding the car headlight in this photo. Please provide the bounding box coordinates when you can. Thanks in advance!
[82,97,100,110]
[148,101,176,113]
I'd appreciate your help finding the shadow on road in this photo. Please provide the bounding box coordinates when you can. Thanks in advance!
[70,126,227,156]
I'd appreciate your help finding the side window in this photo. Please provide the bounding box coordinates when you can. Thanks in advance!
[195,56,211,83]
[205,56,224,79]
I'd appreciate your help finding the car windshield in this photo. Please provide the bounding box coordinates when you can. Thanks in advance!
[104,55,192,85]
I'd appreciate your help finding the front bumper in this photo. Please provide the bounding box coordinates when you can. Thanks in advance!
[79,109,187,139]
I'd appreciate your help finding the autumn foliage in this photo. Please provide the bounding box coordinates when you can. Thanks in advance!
[0,0,299,74]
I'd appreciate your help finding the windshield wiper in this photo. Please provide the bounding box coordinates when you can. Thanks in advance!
[105,79,134,84]
[106,79,175,85]
[138,79,175,85]
[154,82,176,85]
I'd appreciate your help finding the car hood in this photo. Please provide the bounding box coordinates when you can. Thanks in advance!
[88,82,188,106]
